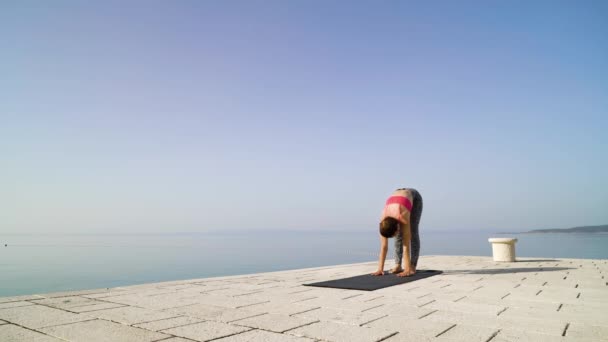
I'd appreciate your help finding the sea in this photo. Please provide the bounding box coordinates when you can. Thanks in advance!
[1,231,607,297]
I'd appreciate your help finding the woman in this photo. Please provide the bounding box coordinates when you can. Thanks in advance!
[372,188,423,277]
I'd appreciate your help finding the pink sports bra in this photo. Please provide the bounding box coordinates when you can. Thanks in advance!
[385,196,413,212]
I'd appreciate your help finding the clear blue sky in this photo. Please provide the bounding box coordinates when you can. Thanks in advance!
[1,1,607,234]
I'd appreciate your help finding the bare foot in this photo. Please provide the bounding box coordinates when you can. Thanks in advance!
[396,269,416,277]
[390,266,403,274]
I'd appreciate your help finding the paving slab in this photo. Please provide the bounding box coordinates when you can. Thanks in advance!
[166,303,266,323]
[566,322,608,341]
[192,294,269,309]
[40,319,170,342]
[36,288,116,299]
[133,315,204,331]
[242,300,319,315]
[491,329,562,342]
[68,302,127,313]
[84,305,177,325]
[292,306,386,326]
[82,290,133,299]
[0,301,35,310]
[498,306,606,326]
[0,324,63,341]
[419,309,567,336]
[0,295,44,303]
[363,302,438,319]
[461,296,560,312]
[288,320,397,342]
[231,312,318,333]
[30,296,103,310]
[1,256,606,341]
[364,314,454,338]
[160,321,251,341]
[0,304,91,329]
[293,296,383,312]
[425,300,506,315]
[156,338,198,342]
[213,329,315,341]
[99,292,201,310]
[436,324,498,341]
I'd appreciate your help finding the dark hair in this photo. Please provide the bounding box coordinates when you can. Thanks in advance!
[379,217,399,238]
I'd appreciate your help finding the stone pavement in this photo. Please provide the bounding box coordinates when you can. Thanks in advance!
[1,256,607,341]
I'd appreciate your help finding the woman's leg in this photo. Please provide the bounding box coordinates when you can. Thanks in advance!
[410,189,423,268]
[394,227,403,268]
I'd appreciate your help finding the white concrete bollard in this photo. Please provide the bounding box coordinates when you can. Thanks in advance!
[488,238,518,262]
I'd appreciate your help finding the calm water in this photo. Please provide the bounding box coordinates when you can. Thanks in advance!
[1,231,607,297]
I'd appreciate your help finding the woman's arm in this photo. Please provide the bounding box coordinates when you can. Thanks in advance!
[372,236,388,276]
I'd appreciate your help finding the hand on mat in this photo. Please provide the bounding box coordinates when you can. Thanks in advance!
[371,270,384,276]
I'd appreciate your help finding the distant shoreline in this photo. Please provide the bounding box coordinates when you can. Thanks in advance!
[499,224,608,234]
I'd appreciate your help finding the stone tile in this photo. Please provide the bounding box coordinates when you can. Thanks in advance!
[167,303,266,323]
[420,309,497,323]
[84,306,177,325]
[157,284,203,291]
[199,288,263,297]
[82,290,131,299]
[216,281,284,291]
[243,301,319,315]
[69,302,127,313]
[463,296,560,312]
[161,321,251,341]
[0,301,35,310]
[437,324,498,341]
[364,302,435,319]
[467,288,511,300]
[421,308,567,336]
[288,320,397,342]
[566,323,608,341]
[213,329,314,341]
[232,313,318,333]
[292,307,386,326]
[0,324,63,341]
[0,320,7,325]
[195,294,268,309]
[499,307,605,326]
[7,256,606,342]
[382,332,462,342]
[293,297,380,312]
[0,295,44,303]
[242,291,327,304]
[425,300,506,315]
[31,296,102,310]
[557,303,607,317]
[133,315,204,331]
[100,292,201,310]
[492,329,566,342]
[359,293,433,308]
[37,288,115,299]
[88,293,143,305]
[0,304,91,328]
[40,318,170,342]
[155,338,196,342]
[364,314,454,338]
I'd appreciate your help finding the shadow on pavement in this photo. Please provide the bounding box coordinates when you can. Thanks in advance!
[443,267,575,275]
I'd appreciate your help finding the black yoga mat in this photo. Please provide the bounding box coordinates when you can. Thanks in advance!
[304,270,442,291]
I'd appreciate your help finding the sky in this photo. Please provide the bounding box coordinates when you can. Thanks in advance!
[1,1,607,234]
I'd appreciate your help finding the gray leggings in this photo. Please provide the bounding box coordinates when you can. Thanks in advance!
[394,188,423,268]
